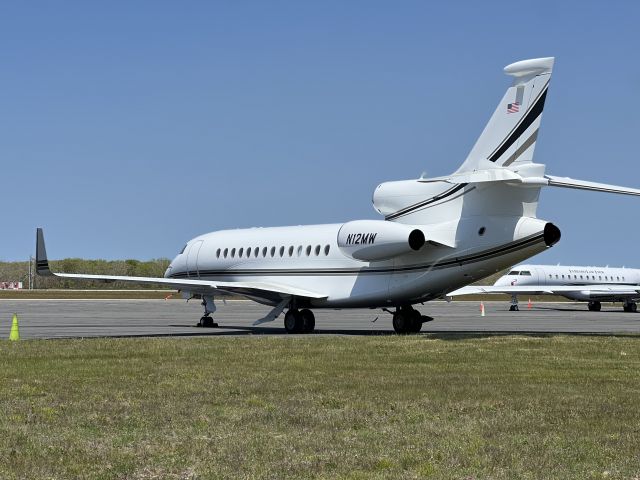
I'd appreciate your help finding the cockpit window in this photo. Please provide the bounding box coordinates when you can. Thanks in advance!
[179,244,187,254]
[520,271,532,276]
[508,271,520,275]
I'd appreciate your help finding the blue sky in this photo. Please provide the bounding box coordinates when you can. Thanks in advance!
[2,1,639,266]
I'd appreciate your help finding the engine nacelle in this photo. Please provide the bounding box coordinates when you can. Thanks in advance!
[337,220,425,262]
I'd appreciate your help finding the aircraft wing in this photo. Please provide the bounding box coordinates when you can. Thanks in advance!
[35,229,327,301]
[448,284,640,299]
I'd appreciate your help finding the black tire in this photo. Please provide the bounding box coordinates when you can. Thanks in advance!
[591,301,601,312]
[409,309,422,333]
[199,316,216,328]
[300,309,316,333]
[623,305,630,313]
[392,312,409,334]
[284,309,303,333]
[632,303,638,313]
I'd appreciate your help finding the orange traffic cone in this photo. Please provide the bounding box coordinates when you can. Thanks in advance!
[480,301,485,317]
[528,298,532,309]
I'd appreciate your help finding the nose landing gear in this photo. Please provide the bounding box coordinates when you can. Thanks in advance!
[509,294,519,311]
[197,296,218,328]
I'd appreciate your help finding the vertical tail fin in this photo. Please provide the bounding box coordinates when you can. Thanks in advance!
[456,57,554,173]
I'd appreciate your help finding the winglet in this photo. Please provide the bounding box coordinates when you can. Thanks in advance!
[36,228,54,276]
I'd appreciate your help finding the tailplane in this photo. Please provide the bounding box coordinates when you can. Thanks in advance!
[456,57,554,173]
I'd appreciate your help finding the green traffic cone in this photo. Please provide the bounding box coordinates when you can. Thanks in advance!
[9,314,19,341]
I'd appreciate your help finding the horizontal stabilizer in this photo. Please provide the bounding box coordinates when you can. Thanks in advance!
[419,167,522,185]
[418,170,640,198]
[545,175,640,196]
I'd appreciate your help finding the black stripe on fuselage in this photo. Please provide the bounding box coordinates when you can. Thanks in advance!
[488,86,548,164]
[385,183,469,221]
[171,232,547,279]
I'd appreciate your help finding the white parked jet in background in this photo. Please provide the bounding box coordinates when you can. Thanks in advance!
[37,57,640,333]
[450,264,640,312]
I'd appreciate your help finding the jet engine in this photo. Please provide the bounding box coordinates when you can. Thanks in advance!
[337,220,425,261]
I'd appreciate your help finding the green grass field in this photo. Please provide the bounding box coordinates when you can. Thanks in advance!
[1,335,639,479]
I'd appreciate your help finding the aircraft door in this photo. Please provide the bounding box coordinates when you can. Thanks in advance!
[186,240,203,278]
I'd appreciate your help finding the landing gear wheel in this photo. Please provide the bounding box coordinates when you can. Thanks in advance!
[393,307,423,334]
[284,309,303,333]
[392,311,410,334]
[300,309,316,333]
[198,316,218,328]
[623,303,637,313]
[588,301,601,312]
[408,309,423,333]
[509,305,519,312]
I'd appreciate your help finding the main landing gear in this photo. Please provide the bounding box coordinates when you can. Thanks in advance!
[391,305,433,334]
[623,301,638,313]
[588,301,602,312]
[284,308,316,334]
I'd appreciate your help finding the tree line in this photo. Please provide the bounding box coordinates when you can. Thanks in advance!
[0,259,171,289]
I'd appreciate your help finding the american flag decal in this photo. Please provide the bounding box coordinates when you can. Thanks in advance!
[507,102,520,113]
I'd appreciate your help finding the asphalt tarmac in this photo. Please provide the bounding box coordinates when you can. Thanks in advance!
[1,299,640,339]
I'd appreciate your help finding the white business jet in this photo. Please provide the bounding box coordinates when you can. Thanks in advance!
[451,264,640,312]
[36,57,640,333]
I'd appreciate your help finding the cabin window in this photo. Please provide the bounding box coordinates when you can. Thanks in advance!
[508,271,520,276]
[270,247,276,257]
[561,275,564,279]
[315,245,321,256]
[253,247,258,257]
[549,275,552,279]
[262,247,267,257]
[239,248,244,257]
[599,276,602,281]
[289,246,294,257]
[297,245,303,256]
[216,248,221,258]
[231,248,236,258]
[574,275,577,279]
[306,246,312,256]
[580,275,583,280]
[279,246,285,257]
[617,276,620,281]
[224,248,228,258]
[179,245,187,254]
[325,245,330,255]
[555,275,558,279]
[520,271,531,276]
